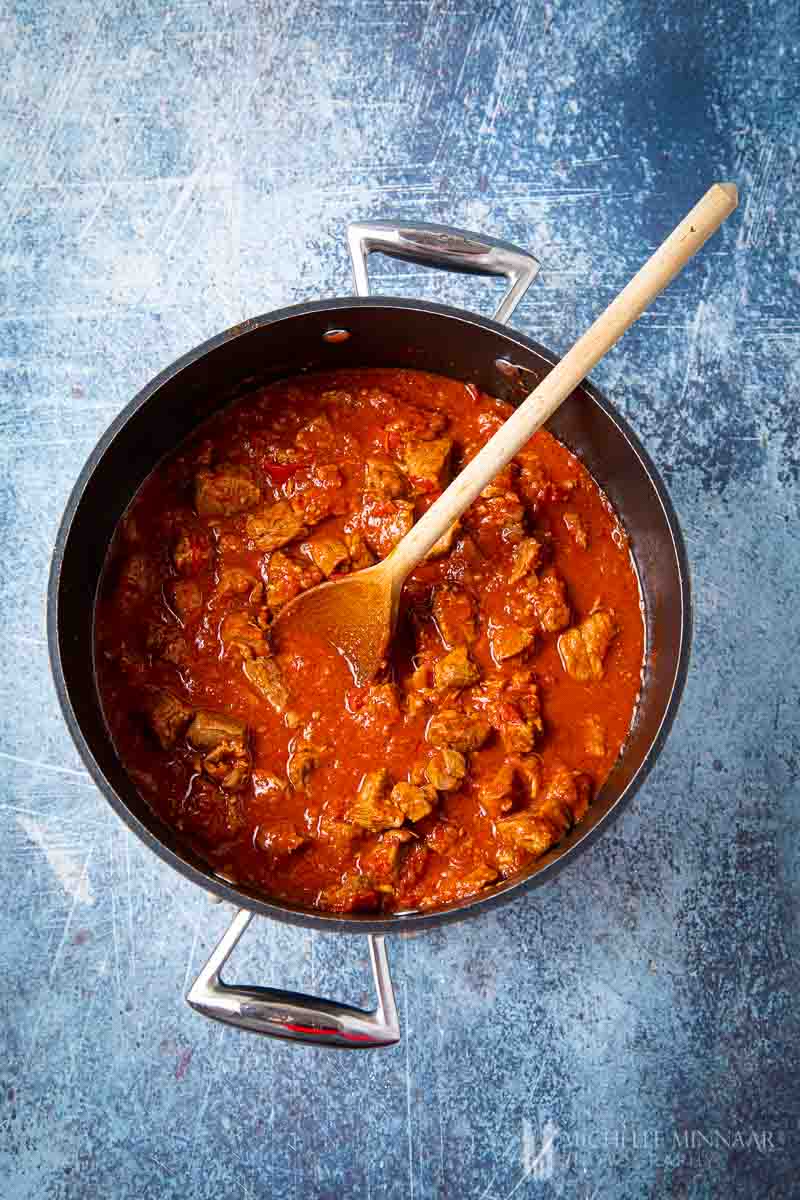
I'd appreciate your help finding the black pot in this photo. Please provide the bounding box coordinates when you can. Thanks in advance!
[48,222,690,1046]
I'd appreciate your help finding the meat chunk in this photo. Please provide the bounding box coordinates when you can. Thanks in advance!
[186,710,247,751]
[173,529,211,575]
[220,611,270,660]
[390,782,437,823]
[316,815,363,853]
[216,533,244,556]
[144,690,193,750]
[557,609,618,682]
[511,672,544,727]
[492,702,537,753]
[358,497,415,559]
[300,534,349,578]
[215,567,259,599]
[496,812,559,863]
[195,467,260,517]
[563,511,588,549]
[488,624,534,664]
[532,571,571,633]
[516,459,550,509]
[286,739,324,790]
[539,765,592,829]
[244,656,290,713]
[469,493,526,556]
[146,624,189,667]
[404,673,433,716]
[432,586,477,648]
[477,762,517,817]
[449,864,499,895]
[583,715,607,757]
[426,708,491,753]
[361,829,415,883]
[401,437,452,491]
[518,754,543,802]
[246,500,307,552]
[397,842,431,892]
[509,536,543,584]
[383,407,448,449]
[433,646,480,690]
[485,673,543,754]
[348,769,404,832]
[425,748,466,792]
[496,767,592,868]
[288,463,344,525]
[264,550,322,611]
[171,579,203,622]
[364,456,407,499]
[344,530,375,570]
[320,874,382,913]
[254,821,307,858]
[203,738,251,791]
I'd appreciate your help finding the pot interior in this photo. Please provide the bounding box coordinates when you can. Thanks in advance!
[50,299,689,932]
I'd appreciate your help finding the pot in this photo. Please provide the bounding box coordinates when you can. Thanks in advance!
[48,221,690,1047]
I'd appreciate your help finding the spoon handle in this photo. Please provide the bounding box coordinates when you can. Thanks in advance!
[388,182,738,580]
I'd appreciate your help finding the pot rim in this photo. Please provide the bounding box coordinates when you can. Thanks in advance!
[48,294,692,934]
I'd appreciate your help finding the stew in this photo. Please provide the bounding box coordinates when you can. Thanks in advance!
[95,368,644,913]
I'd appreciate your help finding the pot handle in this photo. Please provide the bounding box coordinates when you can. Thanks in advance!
[347,219,540,323]
[186,909,400,1048]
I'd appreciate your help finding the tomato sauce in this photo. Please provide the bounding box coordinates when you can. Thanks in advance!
[95,369,644,913]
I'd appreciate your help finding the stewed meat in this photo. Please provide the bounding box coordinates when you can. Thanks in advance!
[558,609,618,682]
[246,500,307,551]
[96,367,644,915]
[195,467,260,517]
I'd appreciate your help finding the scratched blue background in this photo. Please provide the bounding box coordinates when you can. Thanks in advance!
[1,1,798,1197]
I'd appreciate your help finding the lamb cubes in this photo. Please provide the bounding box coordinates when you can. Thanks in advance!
[195,467,260,517]
[364,456,407,499]
[390,782,437,823]
[401,438,452,491]
[144,690,194,750]
[246,500,306,552]
[433,646,480,689]
[243,657,290,713]
[557,609,618,682]
[425,749,466,792]
[432,586,478,648]
[426,708,491,753]
[348,769,405,832]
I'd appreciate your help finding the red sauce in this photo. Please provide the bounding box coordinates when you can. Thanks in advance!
[95,369,644,913]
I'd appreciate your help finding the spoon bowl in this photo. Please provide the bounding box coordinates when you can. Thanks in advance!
[272,559,399,686]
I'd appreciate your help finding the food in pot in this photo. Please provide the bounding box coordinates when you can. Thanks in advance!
[95,368,644,913]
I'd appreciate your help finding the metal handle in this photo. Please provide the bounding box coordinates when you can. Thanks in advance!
[347,219,540,324]
[186,909,400,1048]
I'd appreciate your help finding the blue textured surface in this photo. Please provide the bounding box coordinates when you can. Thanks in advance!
[2,2,798,1196]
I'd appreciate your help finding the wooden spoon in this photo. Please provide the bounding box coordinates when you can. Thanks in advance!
[273,183,738,684]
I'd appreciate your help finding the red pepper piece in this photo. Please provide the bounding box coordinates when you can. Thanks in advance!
[262,461,302,484]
